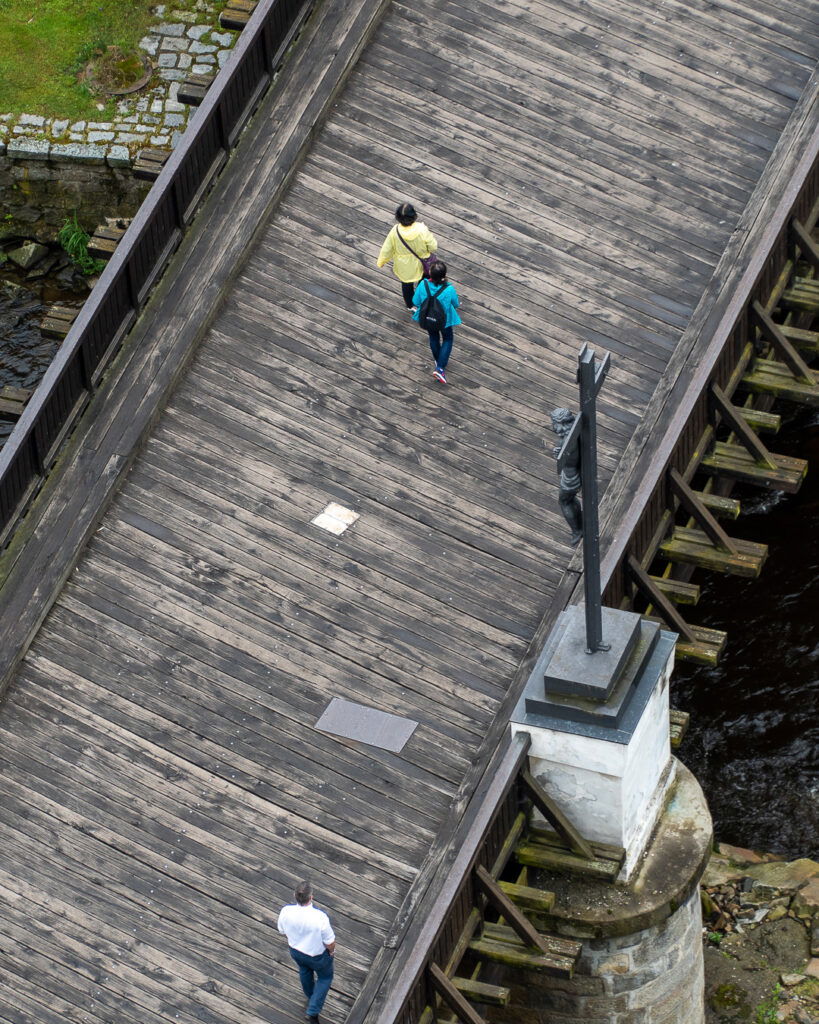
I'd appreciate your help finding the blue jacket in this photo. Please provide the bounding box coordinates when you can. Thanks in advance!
[412,279,462,329]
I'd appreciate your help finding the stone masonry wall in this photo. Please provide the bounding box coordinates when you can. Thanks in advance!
[1,154,149,242]
[486,886,704,1023]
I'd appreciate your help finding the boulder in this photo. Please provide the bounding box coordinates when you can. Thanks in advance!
[7,241,49,270]
[805,957,819,979]
[743,859,819,891]
[780,973,806,987]
[718,842,767,865]
[792,878,819,920]
[702,856,745,887]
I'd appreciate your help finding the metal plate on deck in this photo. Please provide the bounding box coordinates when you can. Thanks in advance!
[315,698,418,752]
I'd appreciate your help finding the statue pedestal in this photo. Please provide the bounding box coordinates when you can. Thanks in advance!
[511,605,676,878]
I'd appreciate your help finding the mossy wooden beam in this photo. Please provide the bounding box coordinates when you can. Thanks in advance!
[659,527,767,577]
[428,963,487,1024]
[516,840,621,880]
[700,442,807,493]
[498,880,555,914]
[789,219,819,273]
[468,936,577,977]
[452,977,510,1006]
[741,358,819,406]
[645,616,727,665]
[670,709,690,750]
[780,325,819,356]
[40,305,78,340]
[737,407,781,434]
[698,492,741,519]
[752,301,814,383]
[650,576,701,605]
[482,923,581,960]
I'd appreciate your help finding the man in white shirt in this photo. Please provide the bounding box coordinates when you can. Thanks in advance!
[278,880,336,1023]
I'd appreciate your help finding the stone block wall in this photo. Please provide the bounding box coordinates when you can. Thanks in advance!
[1,155,149,242]
[485,886,704,1023]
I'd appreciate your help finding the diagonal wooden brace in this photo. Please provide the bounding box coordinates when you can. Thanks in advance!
[709,384,777,470]
[474,864,549,954]
[520,769,595,860]
[428,963,487,1024]
[751,301,814,384]
[668,467,739,555]
[625,554,697,644]
[789,219,819,273]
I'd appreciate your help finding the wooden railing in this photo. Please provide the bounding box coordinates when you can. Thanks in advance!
[0,0,310,548]
[599,121,819,612]
[348,732,531,1024]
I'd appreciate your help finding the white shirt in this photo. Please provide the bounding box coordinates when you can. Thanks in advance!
[278,902,335,957]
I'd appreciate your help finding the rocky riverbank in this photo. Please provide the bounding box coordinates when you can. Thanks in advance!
[703,843,819,1022]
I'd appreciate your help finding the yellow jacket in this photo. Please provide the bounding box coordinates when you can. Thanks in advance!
[377,222,438,283]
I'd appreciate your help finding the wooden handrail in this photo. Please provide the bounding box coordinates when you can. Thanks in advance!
[347,731,530,1024]
[0,0,310,547]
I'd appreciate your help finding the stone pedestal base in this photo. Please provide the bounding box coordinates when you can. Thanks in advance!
[485,761,712,1023]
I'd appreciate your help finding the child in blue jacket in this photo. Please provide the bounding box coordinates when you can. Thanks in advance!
[412,261,461,384]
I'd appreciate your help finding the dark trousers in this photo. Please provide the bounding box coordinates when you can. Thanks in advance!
[402,280,420,308]
[428,327,454,371]
[289,947,334,1016]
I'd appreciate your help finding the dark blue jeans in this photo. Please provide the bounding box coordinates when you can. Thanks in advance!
[428,327,454,371]
[289,947,334,1016]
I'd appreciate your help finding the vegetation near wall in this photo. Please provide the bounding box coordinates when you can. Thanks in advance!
[0,0,156,119]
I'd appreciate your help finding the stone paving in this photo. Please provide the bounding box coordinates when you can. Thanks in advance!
[0,2,239,167]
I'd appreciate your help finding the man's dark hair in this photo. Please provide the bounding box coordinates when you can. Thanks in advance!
[295,881,313,905]
[395,202,417,227]
[429,260,447,283]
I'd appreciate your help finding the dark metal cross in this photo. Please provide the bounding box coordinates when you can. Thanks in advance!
[556,344,611,653]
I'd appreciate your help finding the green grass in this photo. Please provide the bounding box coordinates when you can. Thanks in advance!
[0,0,156,120]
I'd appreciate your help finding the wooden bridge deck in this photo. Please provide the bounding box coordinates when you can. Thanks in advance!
[3,0,819,1021]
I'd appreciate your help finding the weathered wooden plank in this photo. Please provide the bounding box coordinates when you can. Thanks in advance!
[700,441,808,492]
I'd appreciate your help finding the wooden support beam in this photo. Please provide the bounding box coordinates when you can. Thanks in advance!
[738,406,781,434]
[428,963,487,1024]
[498,879,555,914]
[519,769,594,861]
[0,385,32,420]
[670,709,690,750]
[779,278,819,313]
[709,385,777,469]
[40,304,79,339]
[659,527,767,577]
[742,358,819,406]
[87,223,127,261]
[780,325,819,357]
[133,147,171,181]
[751,300,814,383]
[219,0,257,30]
[789,219,819,273]
[698,492,741,519]
[469,929,579,977]
[178,72,214,106]
[645,616,727,665]
[452,977,510,1007]
[474,864,549,954]
[668,467,738,554]
[650,575,701,605]
[700,442,807,493]
[517,826,624,881]
[626,554,697,642]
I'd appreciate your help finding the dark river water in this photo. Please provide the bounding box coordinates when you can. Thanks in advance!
[0,264,82,444]
[673,405,819,860]
[1,280,817,857]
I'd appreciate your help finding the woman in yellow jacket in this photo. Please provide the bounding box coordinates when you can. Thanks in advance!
[376,202,438,312]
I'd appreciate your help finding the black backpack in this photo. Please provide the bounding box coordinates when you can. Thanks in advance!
[418,281,450,332]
